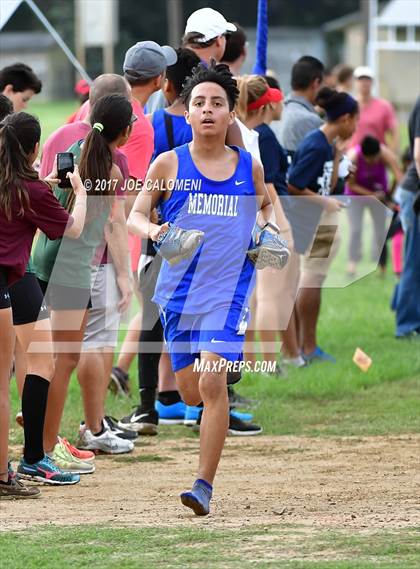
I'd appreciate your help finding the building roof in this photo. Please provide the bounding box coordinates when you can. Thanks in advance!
[377,0,420,26]
[324,0,420,33]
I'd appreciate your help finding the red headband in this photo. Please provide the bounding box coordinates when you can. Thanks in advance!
[247,87,283,111]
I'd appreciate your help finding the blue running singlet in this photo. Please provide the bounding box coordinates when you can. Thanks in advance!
[152,143,257,316]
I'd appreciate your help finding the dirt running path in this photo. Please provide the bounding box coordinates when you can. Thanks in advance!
[1,435,419,531]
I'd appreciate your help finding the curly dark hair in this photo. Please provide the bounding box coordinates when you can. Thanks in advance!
[181,60,239,111]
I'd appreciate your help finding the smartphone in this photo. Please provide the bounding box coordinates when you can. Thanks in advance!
[57,152,74,189]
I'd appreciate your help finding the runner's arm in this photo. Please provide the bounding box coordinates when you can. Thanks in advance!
[127,151,174,240]
[253,159,290,234]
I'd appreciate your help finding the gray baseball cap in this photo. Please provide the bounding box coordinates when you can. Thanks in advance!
[123,41,177,80]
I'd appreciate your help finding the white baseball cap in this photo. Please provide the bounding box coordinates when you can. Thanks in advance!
[354,66,374,79]
[184,8,237,43]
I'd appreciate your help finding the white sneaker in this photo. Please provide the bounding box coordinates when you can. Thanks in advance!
[283,356,307,368]
[77,427,134,454]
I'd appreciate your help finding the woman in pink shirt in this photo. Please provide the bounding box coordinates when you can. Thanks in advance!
[350,66,399,152]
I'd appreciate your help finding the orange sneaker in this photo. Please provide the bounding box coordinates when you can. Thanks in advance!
[60,437,95,463]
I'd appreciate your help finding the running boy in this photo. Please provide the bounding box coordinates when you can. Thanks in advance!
[128,62,289,515]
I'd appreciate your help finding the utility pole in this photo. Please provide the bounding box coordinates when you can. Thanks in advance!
[167,0,183,46]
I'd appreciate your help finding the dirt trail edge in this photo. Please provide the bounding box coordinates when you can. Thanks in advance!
[1,435,419,531]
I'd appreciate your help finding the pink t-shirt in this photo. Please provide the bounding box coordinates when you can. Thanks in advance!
[72,98,154,181]
[40,121,91,178]
[350,97,397,148]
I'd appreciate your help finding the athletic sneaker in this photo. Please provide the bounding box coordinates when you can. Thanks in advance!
[118,408,158,436]
[77,426,134,454]
[184,405,253,426]
[228,414,263,436]
[0,468,40,500]
[228,386,259,409]
[302,346,336,364]
[17,455,80,485]
[180,479,212,516]
[103,416,138,441]
[60,437,95,463]
[283,355,307,368]
[15,411,23,428]
[154,224,204,266]
[227,370,242,385]
[49,439,95,475]
[109,366,130,396]
[247,224,290,270]
[156,400,186,425]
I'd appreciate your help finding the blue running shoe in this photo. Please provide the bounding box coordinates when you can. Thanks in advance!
[154,224,204,266]
[303,346,336,364]
[17,455,80,485]
[156,400,187,425]
[247,223,290,270]
[185,406,253,426]
[180,479,212,516]
[184,405,202,426]
[230,409,253,422]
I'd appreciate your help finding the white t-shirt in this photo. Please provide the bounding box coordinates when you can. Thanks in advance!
[237,119,261,163]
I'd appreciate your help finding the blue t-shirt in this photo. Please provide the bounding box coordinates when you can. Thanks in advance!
[153,143,257,315]
[255,123,288,196]
[288,129,333,195]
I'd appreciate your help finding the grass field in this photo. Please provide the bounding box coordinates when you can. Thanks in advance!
[2,100,419,568]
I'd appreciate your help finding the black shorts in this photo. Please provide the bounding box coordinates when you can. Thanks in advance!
[0,266,11,310]
[38,279,92,311]
[9,272,49,326]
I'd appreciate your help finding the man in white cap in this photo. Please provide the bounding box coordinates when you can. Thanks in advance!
[350,65,399,152]
[182,7,237,64]
[146,8,237,115]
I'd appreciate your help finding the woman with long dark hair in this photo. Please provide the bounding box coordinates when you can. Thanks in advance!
[0,112,87,497]
[33,94,136,459]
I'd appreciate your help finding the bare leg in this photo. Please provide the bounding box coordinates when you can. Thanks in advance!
[14,333,26,398]
[158,349,177,392]
[197,353,229,485]
[77,349,106,434]
[176,354,229,485]
[43,310,87,452]
[15,319,55,380]
[0,308,14,482]
[116,312,141,373]
[296,287,321,355]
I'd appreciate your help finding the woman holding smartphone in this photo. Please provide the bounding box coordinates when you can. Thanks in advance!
[33,94,136,458]
[0,112,87,498]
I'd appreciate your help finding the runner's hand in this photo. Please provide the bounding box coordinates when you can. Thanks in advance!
[149,222,169,241]
[279,226,294,252]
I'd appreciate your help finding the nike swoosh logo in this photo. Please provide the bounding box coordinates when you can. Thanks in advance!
[210,338,225,343]
[235,180,246,186]
[130,414,149,422]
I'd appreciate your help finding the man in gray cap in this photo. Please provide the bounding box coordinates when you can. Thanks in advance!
[122,40,177,188]
[107,42,177,402]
